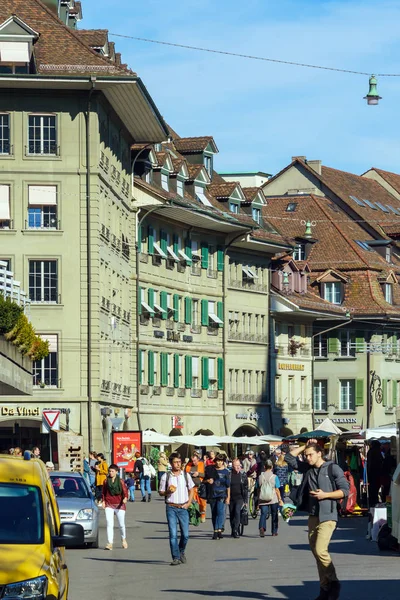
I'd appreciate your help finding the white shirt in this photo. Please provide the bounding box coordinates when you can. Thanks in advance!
[159,471,195,504]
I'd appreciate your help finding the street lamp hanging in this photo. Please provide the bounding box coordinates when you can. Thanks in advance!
[364,75,382,106]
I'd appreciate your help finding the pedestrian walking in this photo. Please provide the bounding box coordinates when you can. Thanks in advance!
[204,453,231,540]
[229,458,248,538]
[159,452,195,566]
[134,452,152,502]
[242,450,257,492]
[94,453,108,503]
[274,450,289,500]
[158,451,169,487]
[286,441,349,600]
[185,451,206,523]
[258,459,283,537]
[125,473,136,502]
[88,451,97,490]
[366,440,383,506]
[102,463,129,550]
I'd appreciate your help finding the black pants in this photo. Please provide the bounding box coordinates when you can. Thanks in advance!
[229,498,242,534]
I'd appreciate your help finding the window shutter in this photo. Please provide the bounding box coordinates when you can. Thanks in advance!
[355,379,364,406]
[137,225,143,250]
[148,226,154,255]
[148,351,154,386]
[201,299,209,326]
[185,238,192,265]
[174,354,180,388]
[184,297,192,324]
[148,288,155,310]
[393,382,398,407]
[355,336,364,353]
[328,336,339,354]
[185,355,192,388]
[201,243,209,269]
[160,229,168,254]
[160,290,168,320]
[138,285,142,315]
[139,350,143,384]
[217,301,224,327]
[217,357,224,390]
[217,247,224,272]
[382,379,387,407]
[173,234,179,255]
[173,294,179,322]
[202,357,209,390]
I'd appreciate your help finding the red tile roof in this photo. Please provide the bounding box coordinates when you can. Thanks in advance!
[75,29,108,48]
[174,136,215,153]
[368,167,400,195]
[242,187,261,202]
[208,182,238,199]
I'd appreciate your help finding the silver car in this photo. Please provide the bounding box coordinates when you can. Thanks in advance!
[50,471,99,548]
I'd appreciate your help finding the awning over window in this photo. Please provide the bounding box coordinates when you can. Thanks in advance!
[167,247,180,262]
[141,300,155,315]
[178,249,191,262]
[0,41,30,63]
[28,185,57,206]
[154,303,167,314]
[0,184,10,220]
[242,265,258,279]
[153,242,167,258]
[209,313,223,325]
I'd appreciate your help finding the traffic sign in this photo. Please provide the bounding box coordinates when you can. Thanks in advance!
[42,410,60,430]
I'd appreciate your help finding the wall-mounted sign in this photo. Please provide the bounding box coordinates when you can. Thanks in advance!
[171,416,184,429]
[57,433,84,472]
[236,412,261,421]
[315,417,357,424]
[0,406,71,417]
[278,363,305,371]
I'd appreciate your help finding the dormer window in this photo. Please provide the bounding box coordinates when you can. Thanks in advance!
[177,179,184,197]
[0,41,30,73]
[252,207,261,223]
[293,243,306,261]
[229,201,239,214]
[386,247,391,263]
[384,283,393,304]
[195,185,212,207]
[286,202,297,212]
[204,155,212,177]
[323,282,342,304]
[161,172,169,191]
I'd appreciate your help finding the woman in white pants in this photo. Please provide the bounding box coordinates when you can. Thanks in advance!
[102,464,129,550]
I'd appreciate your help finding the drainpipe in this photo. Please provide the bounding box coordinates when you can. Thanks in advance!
[222,229,253,435]
[85,77,96,452]
[267,271,274,433]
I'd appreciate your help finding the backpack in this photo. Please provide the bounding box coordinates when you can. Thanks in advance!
[141,458,152,478]
[328,464,357,515]
[259,473,275,503]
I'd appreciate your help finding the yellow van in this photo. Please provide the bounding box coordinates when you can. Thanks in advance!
[0,452,83,599]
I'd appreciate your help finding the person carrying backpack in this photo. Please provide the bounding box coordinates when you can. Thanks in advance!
[134,452,152,502]
[258,459,283,537]
[286,440,349,600]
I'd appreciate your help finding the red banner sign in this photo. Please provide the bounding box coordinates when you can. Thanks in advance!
[112,430,142,472]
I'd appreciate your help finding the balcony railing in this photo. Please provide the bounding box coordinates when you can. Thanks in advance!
[229,279,268,292]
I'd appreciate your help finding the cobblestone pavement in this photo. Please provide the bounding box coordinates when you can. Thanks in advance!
[66,497,399,600]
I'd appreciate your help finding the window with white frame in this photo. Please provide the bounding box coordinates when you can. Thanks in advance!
[0,258,11,271]
[207,246,215,275]
[229,201,239,214]
[33,334,58,387]
[28,115,57,155]
[208,300,223,326]
[140,349,145,384]
[314,334,328,358]
[293,243,306,261]
[288,376,295,405]
[340,379,355,411]
[27,185,57,229]
[0,184,11,228]
[177,179,184,197]
[192,356,199,389]
[313,380,327,411]
[323,282,342,304]
[252,206,261,223]
[153,351,159,385]
[384,283,393,304]
[0,114,10,154]
[204,155,212,176]
[209,358,217,389]
[192,299,199,327]
[194,185,212,207]
[161,172,169,191]
[339,330,356,357]
[275,375,281,405]
[29,260,58,303]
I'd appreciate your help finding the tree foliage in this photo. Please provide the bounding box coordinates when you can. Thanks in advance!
[1,300,49,361]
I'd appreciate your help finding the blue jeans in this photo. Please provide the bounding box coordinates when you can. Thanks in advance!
[140,475,151,498]
[128,486,135,501]
[209,498,226,530]
[166,505,189,560]
[259,503,279,534]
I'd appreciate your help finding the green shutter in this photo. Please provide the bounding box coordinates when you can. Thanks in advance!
[355,379,364,406]
[148,351,154,386]
[328,336,339,354]
[148,288,155,311]
[173,234,179,255]
[160,291,168,320]
[382,379,387,407]
[185,355,192,388]
[217,247,224,272]
[139,350,143,384]
[202,357,209,390]
[217,301,224,327]
[160,353,168,386]
[160,229,167,254]
[201,243,209,269]
[393,382,398,408]
[138,225,143,251]
[217,357,224,390]
[184,297,192,324]
[185,238,192,265]
[355,336,364,353]
[174,354,180,388]
[201,299,209,326]
[138,285,142,315]
[148,226,154,255]
[173,294,180,322]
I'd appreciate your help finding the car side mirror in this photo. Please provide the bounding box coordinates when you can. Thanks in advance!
[53,522,84,547]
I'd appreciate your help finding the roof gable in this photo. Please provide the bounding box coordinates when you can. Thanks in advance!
[316,269,348,283]
[0,15,39,37]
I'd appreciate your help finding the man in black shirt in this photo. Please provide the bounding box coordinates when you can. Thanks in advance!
[229,458,248,538]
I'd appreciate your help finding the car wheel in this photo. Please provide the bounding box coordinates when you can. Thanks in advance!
[88,533,99,549]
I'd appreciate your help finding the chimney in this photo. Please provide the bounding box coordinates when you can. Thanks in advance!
[42,0,59,15]
[307,160,322,175]
[292,156,306,162]
[115,53,122,66]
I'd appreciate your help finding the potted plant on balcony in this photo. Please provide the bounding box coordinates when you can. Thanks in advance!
[288,338,305,356]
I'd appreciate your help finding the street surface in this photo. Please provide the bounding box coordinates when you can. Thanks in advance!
[67,498,399,600]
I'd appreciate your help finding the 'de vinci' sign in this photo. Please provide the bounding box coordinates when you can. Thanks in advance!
[1,406,40,417]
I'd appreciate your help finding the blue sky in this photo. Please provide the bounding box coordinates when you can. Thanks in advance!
[82,0,400,176]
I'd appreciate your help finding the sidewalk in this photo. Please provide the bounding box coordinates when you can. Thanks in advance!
[67,497,399,600]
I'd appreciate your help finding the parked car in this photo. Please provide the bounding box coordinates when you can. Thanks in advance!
[50,471,99,548]
[0,453,83,600]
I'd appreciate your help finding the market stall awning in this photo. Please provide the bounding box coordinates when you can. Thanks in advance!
[316,418,342,435]
[142,430,177,445]
[172,435,221,446]
[284,429,336,441]
[361,426,397,440]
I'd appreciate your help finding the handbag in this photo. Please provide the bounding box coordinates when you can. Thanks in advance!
[240,506,249,526]
[198,482,207,500]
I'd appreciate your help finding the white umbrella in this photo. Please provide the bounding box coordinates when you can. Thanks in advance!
[361,426,397,440]
[229,436,266,446]
[142,430,177,445]
[315,418,342,435]
[258,435,285,442]
[172,435,221,446]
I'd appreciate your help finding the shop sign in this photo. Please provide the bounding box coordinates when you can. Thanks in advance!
[171,415,184,429]
[278,363,305,371]
[315,417,358,424]
[112,431,142,471]
[0,406,71,417]
[57,433,84,472]
[236,411,261,421]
